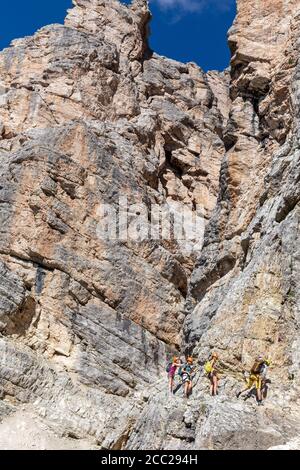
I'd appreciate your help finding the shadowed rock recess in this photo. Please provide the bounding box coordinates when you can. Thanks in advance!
[0,0,299,450]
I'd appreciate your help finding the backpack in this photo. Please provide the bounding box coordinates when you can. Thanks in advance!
[204,361,213,375]
[166,362,172,373]
[251,361,264,375]
[182,364,192,378]
[259,362,269,378]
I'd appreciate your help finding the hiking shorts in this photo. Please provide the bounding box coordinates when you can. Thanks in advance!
[247,374,261,390]
[182,373,191,384]
[168,366,176,378]
[208,370,218,380]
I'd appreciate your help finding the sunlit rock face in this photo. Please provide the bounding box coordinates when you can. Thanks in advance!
[0,0,299,450]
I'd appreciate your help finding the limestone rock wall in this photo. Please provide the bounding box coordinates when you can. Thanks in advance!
[0,0,227,448]
[0,0,299,450]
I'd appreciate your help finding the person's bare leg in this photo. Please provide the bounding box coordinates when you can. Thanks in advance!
[256,387,262,402]
[210,379,214,396]
[213,375,218,396]
[262,383,268,400]
[169,376,174,393]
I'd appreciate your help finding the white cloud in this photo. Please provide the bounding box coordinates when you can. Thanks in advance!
[153,0,202,13]
[152,0,234,14]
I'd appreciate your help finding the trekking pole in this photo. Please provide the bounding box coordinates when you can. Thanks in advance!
[192,366,201,387]
[218,359,245,375]
[216,361,246,382]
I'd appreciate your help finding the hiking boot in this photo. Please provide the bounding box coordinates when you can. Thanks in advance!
[257,400,264,406]
[236,392,241,399]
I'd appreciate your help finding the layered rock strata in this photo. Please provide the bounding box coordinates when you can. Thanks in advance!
[0,0,299,450]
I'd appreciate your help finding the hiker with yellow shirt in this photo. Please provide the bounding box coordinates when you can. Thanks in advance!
[204,352,220,396]
[236,356,270,405]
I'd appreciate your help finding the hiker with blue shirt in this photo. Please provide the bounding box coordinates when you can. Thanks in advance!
[181,357,194,398]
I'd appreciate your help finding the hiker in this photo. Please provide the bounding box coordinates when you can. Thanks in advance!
[260,358,271,399]
[204,352,220,396]
[181,357,194,398]
[167,356,181,393]
[236,355,266,405]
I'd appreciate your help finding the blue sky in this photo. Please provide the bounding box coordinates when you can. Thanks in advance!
[0,0,236,71]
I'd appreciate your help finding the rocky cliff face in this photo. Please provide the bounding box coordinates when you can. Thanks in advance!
[0,0,299,450]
